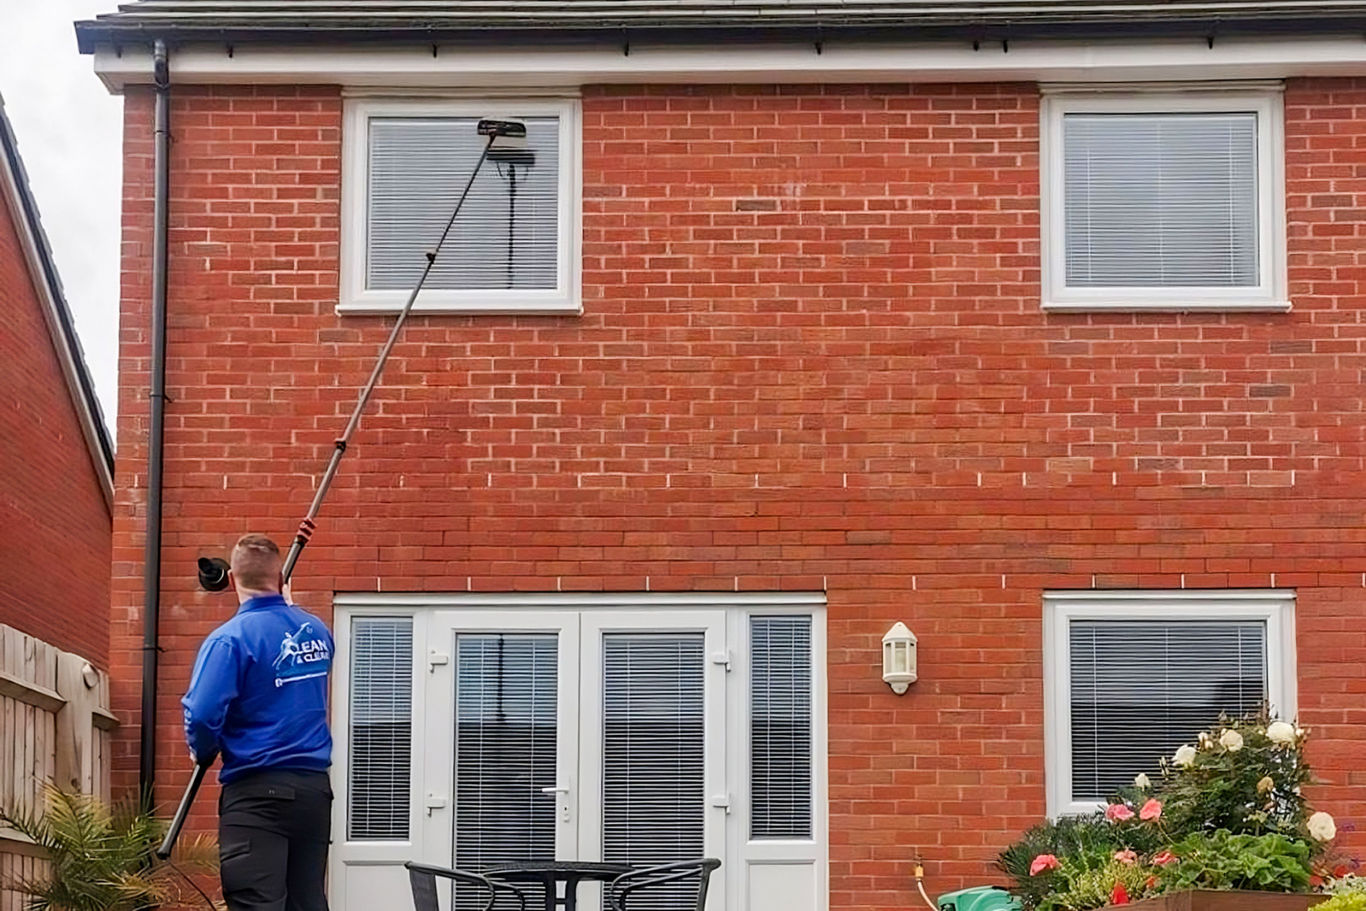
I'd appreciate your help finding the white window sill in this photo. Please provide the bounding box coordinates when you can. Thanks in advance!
[1042,298,1292,314]
[336,298,583,317]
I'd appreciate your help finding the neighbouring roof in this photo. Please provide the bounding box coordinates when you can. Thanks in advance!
[0,94,115,506]
[75,0,1366,51]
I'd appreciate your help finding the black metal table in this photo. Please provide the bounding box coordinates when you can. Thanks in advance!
[485,861,634,911]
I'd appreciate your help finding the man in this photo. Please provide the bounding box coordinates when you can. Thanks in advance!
[183,533,334,911]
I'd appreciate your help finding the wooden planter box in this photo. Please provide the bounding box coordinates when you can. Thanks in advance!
[1112,891,1326,911]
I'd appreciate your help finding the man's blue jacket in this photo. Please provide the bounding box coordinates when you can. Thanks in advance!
[182,593,334,783]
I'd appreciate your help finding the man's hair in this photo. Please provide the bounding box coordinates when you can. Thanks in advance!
[230,534,282,592]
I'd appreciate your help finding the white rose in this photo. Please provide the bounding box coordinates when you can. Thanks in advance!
[1219,729,1244,752]
[1308,811,1337,842]
[1134,772,1151,789]
[1174,744,1197,767]
[1266,721,1297,745]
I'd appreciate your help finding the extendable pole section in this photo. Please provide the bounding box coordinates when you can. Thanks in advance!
[157,120,524,861]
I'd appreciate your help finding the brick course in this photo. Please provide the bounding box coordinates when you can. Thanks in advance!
[113,80,1366,902]
[0,160,111,666]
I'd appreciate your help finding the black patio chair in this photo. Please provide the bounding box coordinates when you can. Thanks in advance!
[605,858,722,911]
[406,861,534,911]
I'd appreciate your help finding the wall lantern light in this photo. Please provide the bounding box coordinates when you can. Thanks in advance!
[882,622,918,694]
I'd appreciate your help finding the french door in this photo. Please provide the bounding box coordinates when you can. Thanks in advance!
[330,593,826,911]
[424,610,727,911]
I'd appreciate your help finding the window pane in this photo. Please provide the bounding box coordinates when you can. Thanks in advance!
[1070,620,1267,801]
[1063,112,1259,288]
[368,115,560,292]
[751,616,813,839]
[603,633,705,911]
[348,617,413,840]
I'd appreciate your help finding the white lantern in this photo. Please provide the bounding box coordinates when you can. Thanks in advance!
[882,622,918,694]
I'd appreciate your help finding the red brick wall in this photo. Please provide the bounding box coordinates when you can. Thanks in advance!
[114,80,1366,903]
[0,168,111,666]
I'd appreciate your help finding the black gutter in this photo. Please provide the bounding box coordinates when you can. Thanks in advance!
[140,38,171,800]
[74,13,1366,54]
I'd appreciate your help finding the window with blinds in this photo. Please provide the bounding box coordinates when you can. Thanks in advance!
[602,633,705,911]
[454,633,559,908]
[751,616,813,839]
[367,114,562,293]
[1069,619,1268,801]
[348,617,413,840]
[1062,111,1260,289]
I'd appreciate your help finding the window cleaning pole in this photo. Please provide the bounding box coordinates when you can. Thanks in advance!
[157,119,525,860]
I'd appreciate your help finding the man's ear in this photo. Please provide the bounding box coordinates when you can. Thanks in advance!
[227,569,237,592]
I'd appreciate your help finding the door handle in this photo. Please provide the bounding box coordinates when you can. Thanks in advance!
[540,785,571,822]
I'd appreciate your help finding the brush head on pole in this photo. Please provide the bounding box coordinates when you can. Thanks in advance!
[478,117,528,150]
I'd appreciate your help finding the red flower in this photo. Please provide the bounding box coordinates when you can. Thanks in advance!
[1310,875,1325,889]
[1105,803,1136,823]
[1114,849,1138,865]
[1112,882,1131,905]
[1145,876,1158,890]
[1030,854,1061,876]
[1152,850,1179,866]
[1335,865,1351,879]
[1140,799,1163,822]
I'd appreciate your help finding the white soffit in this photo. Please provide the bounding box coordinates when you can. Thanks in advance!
[91,34,1366,92]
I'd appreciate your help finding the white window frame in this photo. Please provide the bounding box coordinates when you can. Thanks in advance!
[1043,589,1297,817]
[340,97,582,315]
[1040,86,1288,313]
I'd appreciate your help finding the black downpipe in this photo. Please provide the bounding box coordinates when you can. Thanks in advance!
[140,39,171,799]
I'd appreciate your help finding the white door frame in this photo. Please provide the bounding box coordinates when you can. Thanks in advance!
[331,591,828,911]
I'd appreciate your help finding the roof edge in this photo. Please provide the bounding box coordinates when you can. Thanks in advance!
[0,95,116,509]
[73,12,1366,56]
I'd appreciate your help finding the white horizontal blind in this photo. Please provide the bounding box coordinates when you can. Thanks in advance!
[367,115,561,292]
[454,634,559,910]
[1070,620,1267,800]
[348,617,413,840]
[1063,112,1259,288]
[602,633,705,911]
[750,616,813,839]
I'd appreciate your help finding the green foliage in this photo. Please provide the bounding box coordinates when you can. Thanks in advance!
[0,785,219,911]
[996,812,1162,910]
[1158,711,1312,840]
[1318,895,1366,911]
[1038,857,1157,911]
[1156,830,1314,893]
[998,711,1330,910]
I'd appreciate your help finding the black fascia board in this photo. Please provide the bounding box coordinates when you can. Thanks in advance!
[75,14,1366,56]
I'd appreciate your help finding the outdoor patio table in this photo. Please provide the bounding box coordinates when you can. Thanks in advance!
[484,861,635,911]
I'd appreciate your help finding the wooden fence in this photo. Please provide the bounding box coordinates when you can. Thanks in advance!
[0,624,116,910]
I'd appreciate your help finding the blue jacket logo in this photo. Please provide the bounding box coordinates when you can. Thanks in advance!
[273,622,331,687]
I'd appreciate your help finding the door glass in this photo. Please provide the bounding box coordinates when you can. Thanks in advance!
[601,633,706,910]
[454,634,559,908]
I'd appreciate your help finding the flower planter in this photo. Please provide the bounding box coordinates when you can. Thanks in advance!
[1108,891,1327,911]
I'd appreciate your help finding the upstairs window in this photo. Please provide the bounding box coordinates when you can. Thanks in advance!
[342,98,579,314]
[1041,89,1286,311]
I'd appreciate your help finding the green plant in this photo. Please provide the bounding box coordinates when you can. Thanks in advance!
[997,813,1163,910]
[1039,857,1158,911]
[1158,710,1313,841]
[1319,895,1366,911]
[0,785,219,911]
[1157,830,1314,893]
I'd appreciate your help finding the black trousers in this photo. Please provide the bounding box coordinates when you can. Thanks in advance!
[219,769,333,911]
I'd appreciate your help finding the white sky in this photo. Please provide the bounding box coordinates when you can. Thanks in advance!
[0,2,122,432]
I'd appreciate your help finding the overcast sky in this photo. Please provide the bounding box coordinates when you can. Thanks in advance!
[0,2,122,433]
